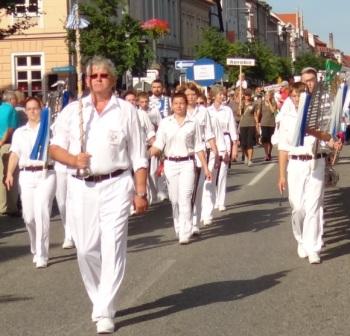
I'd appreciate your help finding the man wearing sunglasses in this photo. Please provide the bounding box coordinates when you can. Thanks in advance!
[50,56,148,334]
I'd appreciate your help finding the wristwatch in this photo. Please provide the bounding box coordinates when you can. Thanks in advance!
[135,191,147,199]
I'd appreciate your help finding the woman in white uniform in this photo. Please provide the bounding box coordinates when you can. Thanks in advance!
[5,97,56,268]
[207,85,238,211]
[149,93,211,244]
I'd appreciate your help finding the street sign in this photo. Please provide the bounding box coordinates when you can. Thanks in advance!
[226,58,256,66]
[186,58,224,87]
[51,65,75,73]
[175,59,195,70]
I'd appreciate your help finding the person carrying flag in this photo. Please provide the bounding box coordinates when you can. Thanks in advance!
[5,97,56,269]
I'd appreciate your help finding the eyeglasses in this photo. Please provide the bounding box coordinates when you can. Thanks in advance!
[198,101,205,105]
[90,73,109,80]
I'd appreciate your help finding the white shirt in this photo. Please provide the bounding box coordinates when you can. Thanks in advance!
[147,106,162,129]
[51,95,148,175]
[153,114,205,157]
[278,98,317,155]
[235,80,248,89]
[137,108,155,142]
[149,95,171,118]
[187,105,215,142]
[10,123,52,168]
[207,104,238,142]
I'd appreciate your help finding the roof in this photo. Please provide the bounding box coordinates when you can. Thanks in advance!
[274,13,299,28]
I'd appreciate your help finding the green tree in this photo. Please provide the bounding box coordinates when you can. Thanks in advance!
[195,27,231,65]
[68,0,153,77]
[0,1,35,39]
[294,52,326,75]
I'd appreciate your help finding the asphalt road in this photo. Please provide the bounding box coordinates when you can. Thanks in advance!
[1,146,350,336]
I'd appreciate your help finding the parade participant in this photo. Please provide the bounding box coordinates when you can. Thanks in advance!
[278,72,342,265]
[149,92,211,244]
[0,92,19,216]
[235,72,248,90]
[122,90,137,107]
[49,56,148,334]
[149,79,170,201]
[5,97,56,268]
[207,85,238,211]
[258,90,277,161]
[239,89,259,166]
[177,82,218,235]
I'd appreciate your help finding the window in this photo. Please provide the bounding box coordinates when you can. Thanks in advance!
[14,54,43,98]
[14,0,39,16]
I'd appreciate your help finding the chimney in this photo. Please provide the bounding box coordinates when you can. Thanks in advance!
[328,32,334,49]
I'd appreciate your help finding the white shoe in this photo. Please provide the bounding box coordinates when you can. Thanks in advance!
[36,259,48,269]
[62,239,75,249]
[218,206,226,212]
[297,244,307,258]
[96,318,114,334]
[32,255,37,264]
[203,219,212,226]
[179,238,190,245]
[308,253,321,264]
[247,160,253,167]
[192,227,200,236]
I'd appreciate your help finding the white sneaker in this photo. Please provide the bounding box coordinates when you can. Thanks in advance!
[32,255,37,264]
[203,219,212,226]
[247,160,253,167]
[297,244,307,258]
[62,239,75,249]
[192,227,200,236]
[308,253,321,264]
[36,259,48,269]
[179,238,190,245]
[96,318,114,334]
[218,206,226,212]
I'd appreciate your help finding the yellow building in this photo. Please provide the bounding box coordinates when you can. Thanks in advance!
[0,0,71,98]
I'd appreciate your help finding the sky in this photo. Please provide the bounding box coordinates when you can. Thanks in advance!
[267,0,350,55]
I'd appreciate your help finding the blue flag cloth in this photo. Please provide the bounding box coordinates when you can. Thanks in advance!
[66,4,90,30]
[30,107,51,162]
[62,90,70,110]
[291,92,311,147]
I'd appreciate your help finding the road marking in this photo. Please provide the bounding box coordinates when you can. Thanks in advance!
[247,163,276,186]
[126,258,176,306]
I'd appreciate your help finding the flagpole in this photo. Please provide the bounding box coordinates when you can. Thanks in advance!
[74,2,90,177]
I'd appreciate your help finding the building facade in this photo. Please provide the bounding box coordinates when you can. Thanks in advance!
[0,0,71,98]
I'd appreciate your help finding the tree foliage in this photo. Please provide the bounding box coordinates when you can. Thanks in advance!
[68,0,153,77]
[293,52,327,75]
[195,27,294,85]
[0,0,35,39]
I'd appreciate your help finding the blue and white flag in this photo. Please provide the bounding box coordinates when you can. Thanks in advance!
[291,92,311,147]
[329,84,347,137]
[30,107,51,162]
[62,90,70,110]
[66,4,90,30]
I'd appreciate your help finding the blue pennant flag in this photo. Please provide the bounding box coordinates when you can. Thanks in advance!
[30,107,51,162]
[62,90,70,110]
[66,4,90,30]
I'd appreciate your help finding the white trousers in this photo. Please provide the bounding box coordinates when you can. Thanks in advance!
[201,152,218,222]
[148,157,168,202]
[287,158,325,254]
[164,160,195,241]
[192,167,204,230]
[55,171,73,242]
[67,171,134,320]
[19,170,56,262]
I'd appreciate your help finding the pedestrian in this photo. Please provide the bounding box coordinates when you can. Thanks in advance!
[149,92,211,244]
[0,92,19,216]
[49,56,148,334]
[5,97,56,268]
[177,82,219,235]
[258,90,277,161]
[239,89,259,167]
[277,70,342,265]
[207,85,238,211]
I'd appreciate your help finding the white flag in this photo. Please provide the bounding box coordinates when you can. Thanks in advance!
[66,4,90,29]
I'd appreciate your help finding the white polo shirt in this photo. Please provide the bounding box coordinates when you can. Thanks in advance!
[187,105,215,142]
[51,94,148,175]
[153,114,205,157]
[10,123,53,168]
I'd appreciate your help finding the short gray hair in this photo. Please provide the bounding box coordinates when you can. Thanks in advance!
[2,90,17,104]
[86,56,117,79]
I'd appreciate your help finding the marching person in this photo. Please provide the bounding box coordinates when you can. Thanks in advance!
[177,82,218,235]
[207,85,238,211]
[49,56,148,334]
[278,69,342,265]
[149,92,211,244]
[5,97,56,268]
